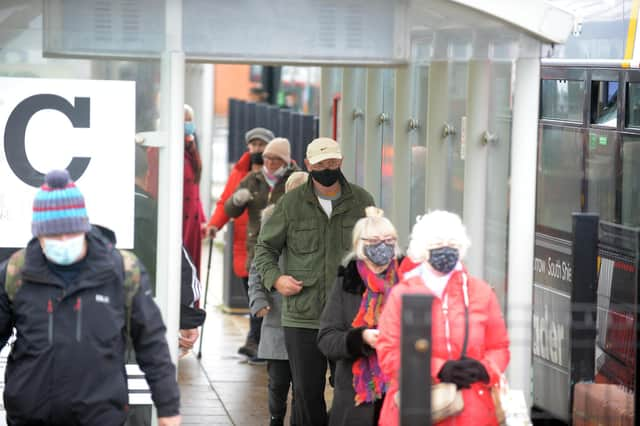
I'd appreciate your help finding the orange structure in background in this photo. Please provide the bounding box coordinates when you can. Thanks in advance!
[214,64,256,116]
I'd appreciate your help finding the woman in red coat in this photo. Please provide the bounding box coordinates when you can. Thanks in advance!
[182,104,205,275]
[376,210,510,426]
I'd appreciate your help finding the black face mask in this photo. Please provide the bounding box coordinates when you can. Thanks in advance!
[250,152,264,165]
[310,168,341,187]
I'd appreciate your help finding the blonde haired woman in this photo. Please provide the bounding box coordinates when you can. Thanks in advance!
[317,207,403,426]
[376,210,510,426]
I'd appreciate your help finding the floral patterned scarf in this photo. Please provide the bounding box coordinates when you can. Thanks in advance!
[351,259,398,405]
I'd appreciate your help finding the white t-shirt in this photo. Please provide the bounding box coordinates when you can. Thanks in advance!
[317,197,333,217]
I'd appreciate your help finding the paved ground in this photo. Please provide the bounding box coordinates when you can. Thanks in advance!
[179,309,270,425]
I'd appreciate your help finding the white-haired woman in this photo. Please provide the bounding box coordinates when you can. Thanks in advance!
[376,210,510,426]
[317,207,403,426]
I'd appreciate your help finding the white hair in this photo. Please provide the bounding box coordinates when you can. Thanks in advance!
[407,210,471,263]
[345,207,401,262]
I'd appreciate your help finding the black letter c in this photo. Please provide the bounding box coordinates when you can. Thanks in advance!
[4,94,91,187]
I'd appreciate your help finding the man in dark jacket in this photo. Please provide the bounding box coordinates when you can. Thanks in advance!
[254,138,375,426]
[0,169,181,426]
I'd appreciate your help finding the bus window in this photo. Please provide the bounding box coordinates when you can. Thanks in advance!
[585,132,618,223]
[536,126,584,232]
[591,80,618,127]
[622,138,640,227]
[541,79,585,122]
[626,83,640,128]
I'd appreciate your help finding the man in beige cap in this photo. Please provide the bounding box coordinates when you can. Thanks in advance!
[254,137,374,425]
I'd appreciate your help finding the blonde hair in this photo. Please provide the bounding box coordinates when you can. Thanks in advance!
[406,210,471,263]
[285,171,308,192]
[261,171,308,226]
[349,207,401,261]
[184,104,194,121]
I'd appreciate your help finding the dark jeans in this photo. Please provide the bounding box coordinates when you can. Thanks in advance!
[283,327,328,426]
[268,359,296,423]
[241,277,262,343]
[125,406,151,426]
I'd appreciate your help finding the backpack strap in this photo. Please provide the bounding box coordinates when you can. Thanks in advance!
[5,249,27,302]
[119,250,141,347]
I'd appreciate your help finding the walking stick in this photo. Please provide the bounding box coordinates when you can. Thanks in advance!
[197,236,214,359]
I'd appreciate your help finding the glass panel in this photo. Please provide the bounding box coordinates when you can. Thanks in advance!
[409,65,428,226]
[585,131,618,222]
[353,68,367,186]
[591,80,618,127]
[380,69,395,214]
[44,0,166,58]
[622,137,640,227]
[541,79,585,122]
[626,82,640,128]
[484,62,512,308]
[536,126,584,233]
[444,62,467,216]
[0,2,162,293]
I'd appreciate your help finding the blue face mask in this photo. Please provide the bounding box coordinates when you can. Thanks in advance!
[184,121,196,136]
[428,246,459,274]
[42,235,86,265]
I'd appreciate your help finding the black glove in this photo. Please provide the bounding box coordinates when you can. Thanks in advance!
[437,358,490,389]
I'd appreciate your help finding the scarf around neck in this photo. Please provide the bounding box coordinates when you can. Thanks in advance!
[351,259,398,405]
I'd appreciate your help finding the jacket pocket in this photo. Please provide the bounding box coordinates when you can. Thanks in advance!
[84,296,123,355]
[289,278,322,321]
[341,216,360,250]
[288,220,320,254]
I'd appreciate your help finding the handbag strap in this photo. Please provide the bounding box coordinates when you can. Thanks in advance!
[460,273,469,358]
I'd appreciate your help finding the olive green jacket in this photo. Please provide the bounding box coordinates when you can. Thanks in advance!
[224,165,298,269]
[253,175,375,329]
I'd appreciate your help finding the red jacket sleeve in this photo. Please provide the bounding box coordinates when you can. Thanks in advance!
[376,286,402,388]
[207,152,250,229]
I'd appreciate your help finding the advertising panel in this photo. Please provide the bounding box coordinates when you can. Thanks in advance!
[533,231,573,421]
[0,77,135,248]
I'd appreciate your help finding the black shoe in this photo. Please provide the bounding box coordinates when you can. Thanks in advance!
[269,416,284,426]
[237,338,258,358]
[248,356,267,366]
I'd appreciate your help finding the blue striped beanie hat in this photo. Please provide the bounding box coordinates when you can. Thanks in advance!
[32,170,91,237]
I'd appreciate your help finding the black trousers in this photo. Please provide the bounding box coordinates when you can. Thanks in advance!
[241,277,262,343]
[283,327,328,426]
[267,359,296,423]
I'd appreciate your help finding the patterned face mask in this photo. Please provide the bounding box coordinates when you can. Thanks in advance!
[428,246,459,274]
[363,242,395,266]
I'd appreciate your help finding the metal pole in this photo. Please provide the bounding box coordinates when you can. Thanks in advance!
[507,39,541,406]
[400,294,433,426]
[197,237,214,359]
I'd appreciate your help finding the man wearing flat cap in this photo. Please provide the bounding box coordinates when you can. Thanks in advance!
[254,137,375,425]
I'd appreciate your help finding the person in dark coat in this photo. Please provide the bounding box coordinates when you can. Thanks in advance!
[135,143,205,356]
[182,104,205,276]
[0,169,181,426]
[317,207,402,426]
[205,127,275,359]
